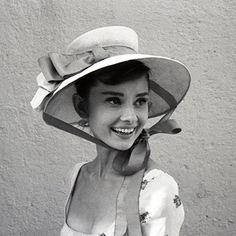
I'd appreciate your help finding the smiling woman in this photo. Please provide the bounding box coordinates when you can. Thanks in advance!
[30,26,191,236]
[87,75,149,150]
[74,61,150,150]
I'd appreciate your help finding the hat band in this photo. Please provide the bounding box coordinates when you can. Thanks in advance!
[39,45,136,82]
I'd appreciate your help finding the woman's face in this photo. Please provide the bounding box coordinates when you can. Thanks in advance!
[87,74,149,150]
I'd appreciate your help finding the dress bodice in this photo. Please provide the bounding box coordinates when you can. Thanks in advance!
[60,162,184,236]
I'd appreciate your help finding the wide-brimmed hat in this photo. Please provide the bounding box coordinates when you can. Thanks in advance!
[31,26,191,146]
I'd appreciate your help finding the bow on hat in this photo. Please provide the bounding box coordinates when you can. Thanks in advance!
[30,46,135,111]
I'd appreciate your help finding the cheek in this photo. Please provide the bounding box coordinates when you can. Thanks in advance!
[139,108,149,125]
[88,110,100,128]
[88,107,112,132]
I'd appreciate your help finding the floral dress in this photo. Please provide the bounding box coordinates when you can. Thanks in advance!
[60,162,184,236]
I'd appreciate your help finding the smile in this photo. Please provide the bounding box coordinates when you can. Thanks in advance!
[111,127,136,135]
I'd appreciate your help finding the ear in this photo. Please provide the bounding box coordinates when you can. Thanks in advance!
[73,94,89,118]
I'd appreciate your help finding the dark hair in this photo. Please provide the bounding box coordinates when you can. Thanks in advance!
[75,60,150,99]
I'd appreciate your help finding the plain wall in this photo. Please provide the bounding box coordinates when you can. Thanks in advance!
[0,0,235,235]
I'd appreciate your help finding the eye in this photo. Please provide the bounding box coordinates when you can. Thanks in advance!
[105,97,121,105]
[135,97,148,107]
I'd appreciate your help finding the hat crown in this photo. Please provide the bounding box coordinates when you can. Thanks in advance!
[66,26,139,54]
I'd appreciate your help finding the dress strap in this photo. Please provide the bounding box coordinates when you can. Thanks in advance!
[69,162,87,187]
[64,162,87,221]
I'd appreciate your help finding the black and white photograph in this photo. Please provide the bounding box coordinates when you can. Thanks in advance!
[0,1,235,235]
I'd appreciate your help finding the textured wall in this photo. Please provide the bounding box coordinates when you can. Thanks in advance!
[0,0,235,235]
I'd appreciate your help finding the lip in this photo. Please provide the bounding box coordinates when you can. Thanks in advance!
[112,127,136,130]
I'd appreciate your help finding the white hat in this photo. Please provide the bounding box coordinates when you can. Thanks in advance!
[31,26,190,127]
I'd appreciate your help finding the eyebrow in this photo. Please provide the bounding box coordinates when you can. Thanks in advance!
[136,92,149,97]
[101,91,149,97]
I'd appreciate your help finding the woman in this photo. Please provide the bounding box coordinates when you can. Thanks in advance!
[31,26,191,236]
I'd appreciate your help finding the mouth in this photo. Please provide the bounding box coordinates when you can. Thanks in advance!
[111,127,136,136]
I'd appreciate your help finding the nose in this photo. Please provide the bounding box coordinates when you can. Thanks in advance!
[120,106,138,123]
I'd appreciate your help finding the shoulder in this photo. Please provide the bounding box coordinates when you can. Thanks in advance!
[67,162,87,187]
[142,169,179,194]
[141,171,180,206]
[140,159,183,216]
[143,158,180,194]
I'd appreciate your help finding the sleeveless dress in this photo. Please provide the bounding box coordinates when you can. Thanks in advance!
[60,162,184,236]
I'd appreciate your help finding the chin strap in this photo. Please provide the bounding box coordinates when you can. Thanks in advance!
[43,109,180,176]
[43,112,111,149]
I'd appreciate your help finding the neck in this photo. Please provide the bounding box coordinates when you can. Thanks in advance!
[89,145,122,178]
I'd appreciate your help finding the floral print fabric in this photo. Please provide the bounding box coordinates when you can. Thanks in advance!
[138,169,184,236]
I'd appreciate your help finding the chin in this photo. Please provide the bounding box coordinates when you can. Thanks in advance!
[108,141,134,151]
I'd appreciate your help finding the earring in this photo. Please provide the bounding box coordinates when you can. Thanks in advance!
[78,119,89,127]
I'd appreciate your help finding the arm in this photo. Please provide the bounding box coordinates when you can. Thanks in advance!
[160,173,184,236]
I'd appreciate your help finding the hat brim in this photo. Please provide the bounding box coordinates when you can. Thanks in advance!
[44,54,191,124]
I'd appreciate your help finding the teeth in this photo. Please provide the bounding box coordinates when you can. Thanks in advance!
[113,127,135,134]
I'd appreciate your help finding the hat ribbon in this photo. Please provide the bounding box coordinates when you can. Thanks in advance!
[112,108,180,176]
[30,46,136,111]
[43,108,180,176]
